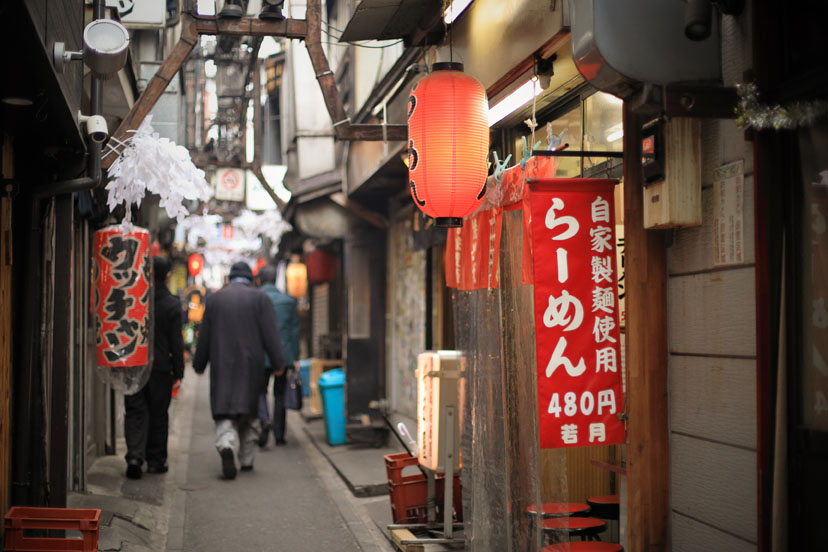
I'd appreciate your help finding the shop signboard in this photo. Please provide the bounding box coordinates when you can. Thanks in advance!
[529,179,625,449]
[214,168,245,202]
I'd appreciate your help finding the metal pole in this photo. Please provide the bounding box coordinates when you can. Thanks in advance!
[443,405,455,539]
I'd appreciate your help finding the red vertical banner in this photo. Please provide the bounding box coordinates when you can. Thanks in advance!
[93,226,151,368]
[529,179,625,449]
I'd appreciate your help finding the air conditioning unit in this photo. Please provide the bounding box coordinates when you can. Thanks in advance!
[570,0,722,98]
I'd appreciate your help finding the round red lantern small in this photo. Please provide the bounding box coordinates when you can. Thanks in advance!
[188,253,204,277]
[407,62,489,228]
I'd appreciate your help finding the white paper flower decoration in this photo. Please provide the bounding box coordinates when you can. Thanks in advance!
[106,117,213,223]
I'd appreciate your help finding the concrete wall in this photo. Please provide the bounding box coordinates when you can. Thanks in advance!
[667,7,758,550]
[284,0,336,181]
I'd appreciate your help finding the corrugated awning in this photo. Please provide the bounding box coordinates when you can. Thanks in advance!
[338,0,443,43]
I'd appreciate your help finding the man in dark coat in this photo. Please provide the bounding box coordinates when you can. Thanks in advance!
[193,261,285,479]
[255,264,300,447]
[124,255,185,479]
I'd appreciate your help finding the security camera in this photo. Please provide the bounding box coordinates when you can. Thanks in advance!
[78,113,108,143]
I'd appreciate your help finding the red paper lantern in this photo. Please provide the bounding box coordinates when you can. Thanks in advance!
[306,250,335,284]
[188,253,204,277]
[407,62,489,228]
[93,225,151,369]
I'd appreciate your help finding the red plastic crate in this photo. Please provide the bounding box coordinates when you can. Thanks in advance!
[384,452,462,524]
[4,507,100,552]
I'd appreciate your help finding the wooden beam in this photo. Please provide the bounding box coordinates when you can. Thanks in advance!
[193,16,307,39]
[622,101,670,550]
[305,0,349,135]
[329,192,389,229]
[304,0,404,142]
[252,163,287,211]
[102,17,199,170]
[338,124,407,142]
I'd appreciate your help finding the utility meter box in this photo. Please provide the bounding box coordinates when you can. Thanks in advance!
[416,351,464,473]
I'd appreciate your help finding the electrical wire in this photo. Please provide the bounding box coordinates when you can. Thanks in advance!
[321,27,403,48]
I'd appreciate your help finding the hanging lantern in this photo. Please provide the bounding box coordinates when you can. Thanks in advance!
[286,257,308,298]
[92,225,152,394]
[306,249,335,284]
[188,253,204,277]
[407,62,489,228]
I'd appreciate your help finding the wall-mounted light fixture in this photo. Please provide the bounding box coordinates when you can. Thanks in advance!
[54,19,130,77]
[444,0,474,25]
[488,54,555,127]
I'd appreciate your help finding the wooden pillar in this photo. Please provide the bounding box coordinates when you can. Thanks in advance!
[49,194,73,507]
[1,134,13,527]
[622,103,670,550]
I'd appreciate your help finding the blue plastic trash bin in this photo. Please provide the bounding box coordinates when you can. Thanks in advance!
[298,360,311,397]
[318,368,346,446]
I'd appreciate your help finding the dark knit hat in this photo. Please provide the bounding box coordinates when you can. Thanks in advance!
[228,261,253,281]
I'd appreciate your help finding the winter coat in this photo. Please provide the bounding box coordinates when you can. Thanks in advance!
[261,284,300,368]
[193,281,285,419]
[153,285,185,379]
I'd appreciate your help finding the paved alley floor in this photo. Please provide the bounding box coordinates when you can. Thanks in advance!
[71,366,396,552]
[178,369,389,552]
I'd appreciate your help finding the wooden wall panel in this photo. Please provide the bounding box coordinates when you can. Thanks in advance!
[671,434,757,543]
[670,356,757,449]
[672,512,757,552]
[24,0,47,42]
[46,0,83,119]
[564,446,612,504]
[0,137,13,530]
[668,268,756,356]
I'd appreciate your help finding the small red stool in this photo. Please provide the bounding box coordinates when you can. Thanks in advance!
[542,517,606,542]
[586,494,619,520]
[542,542,623,552]
[526,502,591,518]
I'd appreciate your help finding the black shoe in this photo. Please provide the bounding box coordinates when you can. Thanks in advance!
[126,460,142,480]
[219,0,245,18]
[219,448,237,480]
[258,3,285,21]
[240,465,254,472]
[275,438,287,446]
[258,422,271,448]
[147,463,168,474]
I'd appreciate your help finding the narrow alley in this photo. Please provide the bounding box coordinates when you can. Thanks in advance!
[2,1,825,551]
[69,367,397,552]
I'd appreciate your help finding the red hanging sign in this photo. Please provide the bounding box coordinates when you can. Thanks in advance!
[529,179,625,449]
[93,226,151,368]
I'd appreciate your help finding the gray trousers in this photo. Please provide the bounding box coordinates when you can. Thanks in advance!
[215,417,261,468]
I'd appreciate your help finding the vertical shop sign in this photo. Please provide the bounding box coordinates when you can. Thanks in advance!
[529,179,625,448]
[93,226,151,368]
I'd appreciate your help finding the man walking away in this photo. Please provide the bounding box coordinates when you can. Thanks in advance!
[124,256,185,479]
[256,265,299,446]
[193,261,285,479]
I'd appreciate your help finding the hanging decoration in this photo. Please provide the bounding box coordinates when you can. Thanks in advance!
[92,225,152,394]
[105,116,213,224]
[286,257,308,298]
[407,62,489,228]
[188,253,204,277]
[736,82,828,131]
